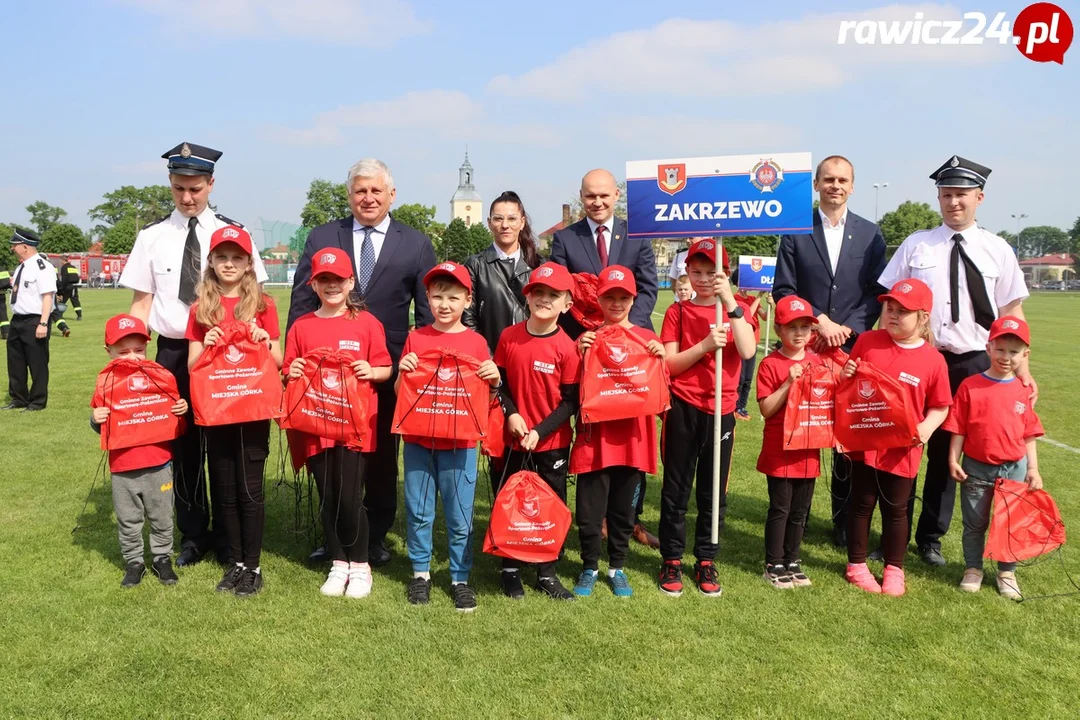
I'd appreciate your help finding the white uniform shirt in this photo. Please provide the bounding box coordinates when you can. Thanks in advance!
[878,224,1028,354]
[120,206,269,339]
[11,253,58,315]
[820,208,848,274]
[668,250,689,280]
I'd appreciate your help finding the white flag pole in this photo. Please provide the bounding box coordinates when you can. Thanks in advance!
[711,238,725,545]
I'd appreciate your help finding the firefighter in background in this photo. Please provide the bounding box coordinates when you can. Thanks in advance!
[58,256,83,320]
[0,264,10,340]
[47,256,73,338]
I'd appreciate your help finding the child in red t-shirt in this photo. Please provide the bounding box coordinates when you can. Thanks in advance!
[395,262,500,612]
[756,295,821,589]
[91,314,188,588]
[572,266,666,598]
[185,226,282,597]
[493,262,581,601]
[840,278,951,597]
[657,239,757,597]
[944,316,1044,600]
[283,248,392,599]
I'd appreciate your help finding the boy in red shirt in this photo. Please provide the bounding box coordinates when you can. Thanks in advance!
[657,239,757,597]
[572,266,666,598]
[945,316,1044,600]
[91,314,188,588]
[395,262,500,612]
[494,262,581,601]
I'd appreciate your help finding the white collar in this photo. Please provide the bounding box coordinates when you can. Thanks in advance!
[943,223,979,243]
[493,243,520,261]
[353,214,391,235]
[586,216,614,236]
[171,205,216,228]
[818,207,848,229]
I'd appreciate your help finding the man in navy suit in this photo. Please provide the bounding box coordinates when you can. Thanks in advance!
[550,167,660,549]
[288,158,437,566]
[773,155,887,547]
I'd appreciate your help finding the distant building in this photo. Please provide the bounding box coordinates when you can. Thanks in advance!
[1019,252,1077,285]
[268,243,292,261]
[538,204,574,254]
[450,152,482,227]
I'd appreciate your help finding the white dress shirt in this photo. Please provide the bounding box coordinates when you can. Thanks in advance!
[586,216,614,259]
[668,250,689,280]
[878,223,1028,354]
[820,208,848,274]
[353,215,391,266]
[11,253,57,315]
[120,205,270,339]
[493,243,520,263]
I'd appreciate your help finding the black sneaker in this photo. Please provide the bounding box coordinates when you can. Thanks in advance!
[216,565,245,593]
[658,560,684,597]
[151,556,178,585]
[786,561,812,588]
[235,568,263,598]
[763,563,794,590]
[693,560,723,597]
[121,561,146,588]
[919,546,946,567]
[500,571,525,600]
[452,583,477,613]
[407,577,432,605]
[536,576,575,601]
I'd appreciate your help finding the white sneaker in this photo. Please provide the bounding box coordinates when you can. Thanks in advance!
[959,568,983,593]
[345,563,373,599]
[320,562,349,597]
[996,571,1022,601]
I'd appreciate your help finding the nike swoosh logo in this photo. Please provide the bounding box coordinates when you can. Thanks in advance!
[553,459,566,469]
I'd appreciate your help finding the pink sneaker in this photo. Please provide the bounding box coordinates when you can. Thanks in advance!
[846,563,882,594]
[882,565,906,597]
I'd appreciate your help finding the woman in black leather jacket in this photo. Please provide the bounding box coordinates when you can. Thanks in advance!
[462,191,541,354]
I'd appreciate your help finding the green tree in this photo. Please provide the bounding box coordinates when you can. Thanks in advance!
[102,215,139,255]
[25,201,68,234]
[300,179,350,228]
[391,203,438,236]
[437,218,473,262]
[0,222,19,270]
[878,201,942,249]
[89,185,174,236]
[1015,225,1068,260]
[466,222,493,256]
[288,227,311,262]
[39,223,88,254]
[724,235,780,263]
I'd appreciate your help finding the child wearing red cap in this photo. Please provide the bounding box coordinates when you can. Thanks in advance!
[944,316,1044,600]
[755,295,821,589]
[283,247,392,599]
[657,239,757,597]
[493,261,581,601]
[840,278,951,596]
[571,265,666,598]
[185,226,281,597]
[91,314,188,588]
[396,262,501,612]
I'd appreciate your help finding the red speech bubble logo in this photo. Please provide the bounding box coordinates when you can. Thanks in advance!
[1014,2,1073,64]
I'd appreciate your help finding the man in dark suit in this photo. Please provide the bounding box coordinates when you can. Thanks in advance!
[288,158,436,566]
[773,155,887,547]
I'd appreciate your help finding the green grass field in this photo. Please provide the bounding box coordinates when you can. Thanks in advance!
[2,289,1078,718]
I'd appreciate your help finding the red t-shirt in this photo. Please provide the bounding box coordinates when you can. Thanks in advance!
[400,325,492,451]
[942,373,1044,465]
[755,349,821,479]
[847,329,952,477]
[494,322,580,452]
[660,300,743,415]
[734,292,762,343]
[570,325,661,475]
[283,310,392,460]
[184,295,281,342]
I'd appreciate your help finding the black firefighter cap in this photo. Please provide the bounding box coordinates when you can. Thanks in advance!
[931,155,991,188]
[10,227,41,247]
[162,142,222,176]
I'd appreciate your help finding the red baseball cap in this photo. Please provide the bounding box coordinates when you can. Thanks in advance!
[105,313,151,346]
[685,238,730,272]
[209,225,253,256]
[596,265,637,297]
[988,315,1031,345]
[878,278,933,313]
[523,262,575,295]
[424,261,472,292]
[309,248,354,281]
[775,295,817,325]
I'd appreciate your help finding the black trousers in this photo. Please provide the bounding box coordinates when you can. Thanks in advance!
[849,461,914,568]
[577,466,641,570]
[831,450,853,530]
[67,287,81,315]
[205,421,270,568]
[6,314,49,409]
[309,446,369,564]
[736,355,756,413]
[495,447,570,577]
[365,383,399,547]
[765,476,815,565]
[915,349,989,552]
[659,395,736,562]
[155,336,215,552]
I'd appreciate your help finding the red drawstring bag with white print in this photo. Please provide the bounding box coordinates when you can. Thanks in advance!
[279,347,371,448]
[483,470,571,563]
[392,349,489,443]
[579,324,670,424]
[783,361,836,450]
[189,322,283,426]
[985,479,1066,563]
[91,357,185,450]
[833,360,919,453]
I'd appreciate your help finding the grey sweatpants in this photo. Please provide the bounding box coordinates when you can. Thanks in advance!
[112,462,175,564]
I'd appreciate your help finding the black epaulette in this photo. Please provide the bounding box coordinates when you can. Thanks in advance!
[142,213,170,230]
[37,257,47,270]
[215,213,245,229]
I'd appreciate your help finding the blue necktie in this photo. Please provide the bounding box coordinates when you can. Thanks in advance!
[357,226,375,294]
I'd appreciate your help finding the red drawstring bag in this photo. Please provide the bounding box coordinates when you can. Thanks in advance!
[579,324,670,423]
[985,478,1066,563]
[480,396,507,458]
[91,357,185,451]
[483,470,571,563]
[833,360,919,453]
[279,347,371,448]
[570,272,604,331]
[190,322,283,426]
[392,349,489,442]
[783,361,836,450]
[818,346,849,379]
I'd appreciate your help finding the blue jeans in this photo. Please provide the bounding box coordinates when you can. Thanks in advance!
[403,442,478,582]
[959,454,1027,572]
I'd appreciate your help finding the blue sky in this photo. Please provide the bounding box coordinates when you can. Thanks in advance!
[1,0,1077,247]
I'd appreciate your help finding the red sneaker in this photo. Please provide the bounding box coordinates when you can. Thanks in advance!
[846,562,882,594]
[693,560,722,597]
[882,565,906,597]
[658,560,683,597]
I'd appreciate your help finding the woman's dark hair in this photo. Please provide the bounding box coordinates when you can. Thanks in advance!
[490,190,540,268]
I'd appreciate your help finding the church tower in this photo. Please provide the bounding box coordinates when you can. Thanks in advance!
[450,151,482,227]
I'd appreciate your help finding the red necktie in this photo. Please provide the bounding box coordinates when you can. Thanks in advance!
[596,225,608,267]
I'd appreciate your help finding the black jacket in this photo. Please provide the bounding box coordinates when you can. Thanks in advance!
[462,245,533,355]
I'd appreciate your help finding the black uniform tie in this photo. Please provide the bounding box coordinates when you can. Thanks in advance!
[10,264,23,306]
[178,216,200,306]
[949,232,995,330]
